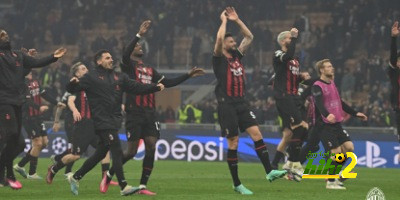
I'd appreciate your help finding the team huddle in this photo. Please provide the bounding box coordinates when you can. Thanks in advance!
[0,6,400,196]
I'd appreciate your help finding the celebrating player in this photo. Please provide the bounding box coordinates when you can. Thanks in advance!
[212,7,287,195]
[46,62,116,186]
[271,28,309,177]
[100,20,204,195]
[312,59,367,189]
[65,50,164,196]
[0,29,66,189]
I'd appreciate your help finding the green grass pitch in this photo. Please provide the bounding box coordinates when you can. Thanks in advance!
[1,158,398,199]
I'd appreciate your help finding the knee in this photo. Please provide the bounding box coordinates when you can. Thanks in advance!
[227,137,239,149]
[345,145,354,153]
[282,129,293,140]
[32,139,43,149]
[72,155,81,161]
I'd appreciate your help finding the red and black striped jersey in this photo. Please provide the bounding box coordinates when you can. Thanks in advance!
[273,50,301,97]
[212,50,246,103]
[122,61,163,110]
[72,91,91,119]
[26,79,42,117]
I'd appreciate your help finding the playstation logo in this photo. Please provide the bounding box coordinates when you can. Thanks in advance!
[358,141,387,168]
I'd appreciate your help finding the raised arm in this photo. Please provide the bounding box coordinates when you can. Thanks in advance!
[225,7,254,54]
[122,20,151,66]
[390,21,399,68]
[23,48,66,68]
[157,67,205,88]
[280,28,299,62]
[121,73,164,95]
[214,10,228,56]
[66,74,90,93]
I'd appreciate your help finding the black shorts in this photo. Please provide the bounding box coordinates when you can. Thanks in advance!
[24,119,47,139]
[317,121,351,150]
[125,110,160,141]
[64,118,74,142]
[96,129,120,147]
[71,119,98,155]
[275,95,303,130]
[217,102,258,138]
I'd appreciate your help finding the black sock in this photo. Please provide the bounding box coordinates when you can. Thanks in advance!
[52,160,66,173]
[65,162,74,174]
[29,156,38,175]
[272,151,284,166]
[288,140,302,162]
[254,139,273,174]
[109,144,127,190]
[101,163,110,175]
[6,162,15,181]
[140,155,154,185]
[227,149,241,187]
[0,161,4,181]
[18,149,32,167]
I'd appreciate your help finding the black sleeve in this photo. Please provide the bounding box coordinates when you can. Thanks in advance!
[301,85,312,99]
[22,54,58,69]
[154,69,191,88]
[276,37,297,63]
[66,74,90,93]
[341,100,357,117]
[40,90,58,105]
[390,37,398,68]
[121,73,160,95]
[122,36,140,66]
[311,85,329,117]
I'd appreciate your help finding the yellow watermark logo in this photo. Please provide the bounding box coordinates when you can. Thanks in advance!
[302,152,357,179]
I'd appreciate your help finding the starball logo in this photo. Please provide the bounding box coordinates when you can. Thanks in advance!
[302,152,358,179]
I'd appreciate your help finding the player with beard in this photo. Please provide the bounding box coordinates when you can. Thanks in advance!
[312,59,367,189]
[65,50,164,196]
[100,20,204,195]
[46,62,117,186]
[271,29,309,177]
[213,7,287,195]
[0,29,66,189]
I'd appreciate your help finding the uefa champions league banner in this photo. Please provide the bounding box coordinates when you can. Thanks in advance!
[23,124,400,168]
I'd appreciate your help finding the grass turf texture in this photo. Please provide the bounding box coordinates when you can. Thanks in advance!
[1,158,398,199]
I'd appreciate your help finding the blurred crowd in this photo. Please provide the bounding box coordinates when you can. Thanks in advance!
[1,0,399,127]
